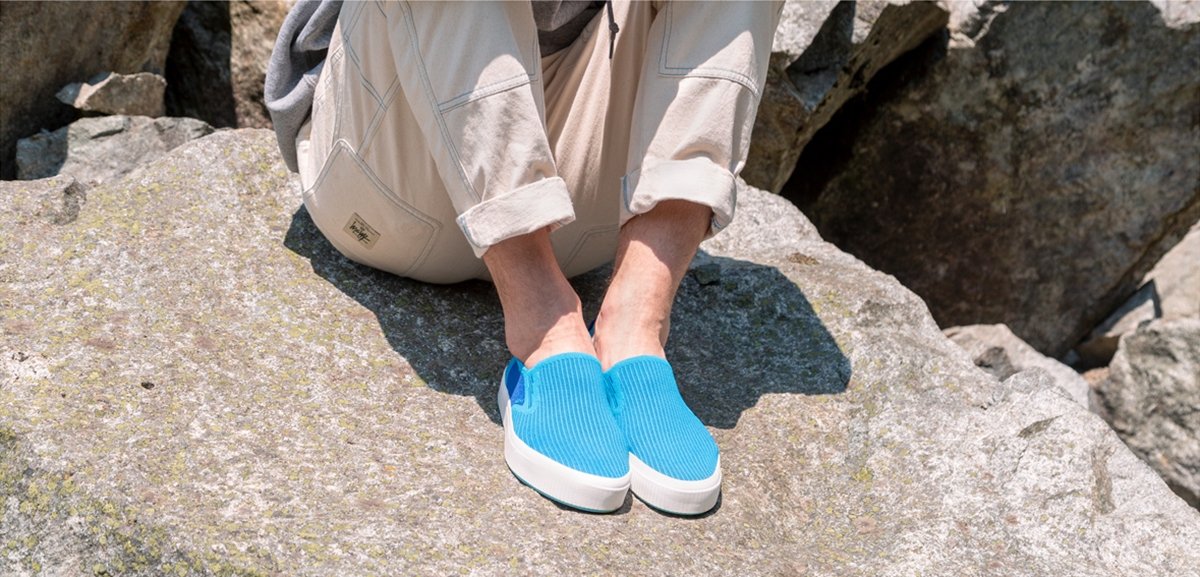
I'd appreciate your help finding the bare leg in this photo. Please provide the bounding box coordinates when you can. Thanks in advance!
[593,200,712,369]
[483,227,596,367]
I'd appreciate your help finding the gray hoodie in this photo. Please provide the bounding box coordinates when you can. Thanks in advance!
[265,1,604,173]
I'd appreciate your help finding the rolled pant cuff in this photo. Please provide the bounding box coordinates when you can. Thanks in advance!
[621,158,737,237]
[456,176,576,257]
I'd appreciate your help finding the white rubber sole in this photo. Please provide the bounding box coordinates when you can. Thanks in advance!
[498,376,630,513]
[630,454,722,516]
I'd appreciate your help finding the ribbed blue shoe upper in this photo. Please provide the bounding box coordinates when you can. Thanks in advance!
[605,356,719,481]
[505,353,629,479]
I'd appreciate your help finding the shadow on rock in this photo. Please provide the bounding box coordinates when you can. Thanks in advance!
[660,252,852,428]
[284,207,850,429]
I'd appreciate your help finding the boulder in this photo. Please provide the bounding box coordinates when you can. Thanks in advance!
[2,129,1198,575]
[15,115,213,185]
[744,0,949,192]
[55,72,167,117]
[783,0,1200,357]
[1150,0,1200,27]
[1094,318,1200,508]
[1076,221,1200,368]
[0,1,185,178]
[164,0,290,128]
[944,324,1090,408]
[0,175,86,228]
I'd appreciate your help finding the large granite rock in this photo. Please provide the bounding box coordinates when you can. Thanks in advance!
[744,0,949,192]
[783,1,1200,357]
[0,0,185,178]
[1094,318,1200,508]
[2,130,1199,575]
[1076,221,1200,368]
[15,115,213,185]
[944,323,1090,408]
[164,0,290,128]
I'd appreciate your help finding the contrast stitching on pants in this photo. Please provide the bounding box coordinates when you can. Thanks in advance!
[343,1,366,42]
[437,12,541,113]
[335,139,442,277]
[656,2,762,99]
[328,43,345,145]
[664,68,761,99]
[346,31,384,106]
[341,3,379,103]
[620,170,638,213]
[399,1,480,204]
[457,213,484,250]
[437,72,536,114]
[657,1,672,75]
[532,34,543,85]
[456,177,573,252]
[625,160,736,227]
[308,69,324,110]
[358,75,400,156]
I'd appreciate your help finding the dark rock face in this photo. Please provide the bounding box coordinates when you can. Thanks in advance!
[1095,319,1200,508]
[164,0,289,129]
[783,1,1200,357]
[163,1,235,127]
[0,0,185,178]
[226,0,289,128]
[744,0,949,193]
[2,129,1198,575]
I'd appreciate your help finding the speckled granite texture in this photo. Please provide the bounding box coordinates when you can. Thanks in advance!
[2,130,1198,576]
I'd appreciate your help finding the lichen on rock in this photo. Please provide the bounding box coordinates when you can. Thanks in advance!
[2,130,1198,576]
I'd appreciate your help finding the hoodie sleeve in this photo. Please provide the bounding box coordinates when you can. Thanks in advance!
[264,0,343,172]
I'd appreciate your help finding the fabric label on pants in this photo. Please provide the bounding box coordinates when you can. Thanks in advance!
[344,213,381,249]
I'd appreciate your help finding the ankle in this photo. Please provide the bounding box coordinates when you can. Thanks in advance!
[483,228,595,367]
[593,306,667,369]
[506,292,595,367]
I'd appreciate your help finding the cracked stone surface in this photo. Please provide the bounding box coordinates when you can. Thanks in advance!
[1095,318,1200,509]
[745,0,949,192]
[2,130,1198,576]
[785,0,1200,357]
[15,116,214,185]
[945,323,1090,408]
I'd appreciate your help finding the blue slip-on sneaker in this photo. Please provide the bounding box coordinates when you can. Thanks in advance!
[604,356,721,515]
[498,352,630,512]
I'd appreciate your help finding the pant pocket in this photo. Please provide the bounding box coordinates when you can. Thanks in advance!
[303,140,440,278]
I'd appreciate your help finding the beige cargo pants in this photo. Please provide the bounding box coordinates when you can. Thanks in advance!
[296,1,781,283]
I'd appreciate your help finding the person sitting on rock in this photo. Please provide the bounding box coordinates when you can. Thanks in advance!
[265,0,781,515]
